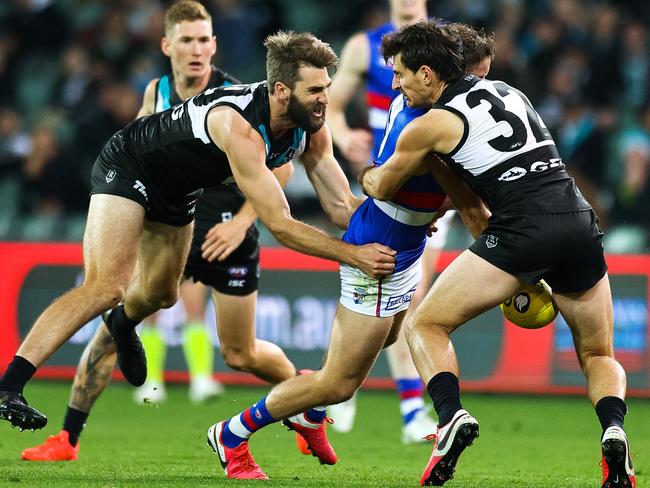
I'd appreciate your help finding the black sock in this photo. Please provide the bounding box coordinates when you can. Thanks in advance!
[109,304,140,337]
[427,372,463,426]
[63,406,88,446]
[595,396,627,434]
[0,356,37,394]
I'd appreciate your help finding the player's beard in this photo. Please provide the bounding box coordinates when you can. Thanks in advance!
[286,93,326,134]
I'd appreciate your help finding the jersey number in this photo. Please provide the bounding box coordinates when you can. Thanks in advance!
[466,82,551,152]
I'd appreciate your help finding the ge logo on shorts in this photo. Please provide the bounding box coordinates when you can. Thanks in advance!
[486,235,498,248]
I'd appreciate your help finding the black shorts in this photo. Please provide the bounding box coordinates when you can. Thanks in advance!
[183,186,260,296]
[469,209,607,293]
[89,133,199,227]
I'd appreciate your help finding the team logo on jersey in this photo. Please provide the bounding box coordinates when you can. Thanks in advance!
[221,212,233,222]
[486,235,499,248]
[105,169,116,183]
[228,266,248,278]
[385,288,416,311]
[353,286,368,305]
[498,167,527,182]
[171,105,185,120]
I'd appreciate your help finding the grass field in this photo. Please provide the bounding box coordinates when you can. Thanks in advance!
[0,381,647,487]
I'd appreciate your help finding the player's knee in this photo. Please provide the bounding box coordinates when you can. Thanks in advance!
[404,318,418,344]
[578,344,615,365]
[325,383,357,405]
[145,286,179,310]
[221,346,254,371]
[82,281,125,310]
[316,375,358,405]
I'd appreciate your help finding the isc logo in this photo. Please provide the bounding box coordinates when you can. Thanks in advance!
[498,158,563,182]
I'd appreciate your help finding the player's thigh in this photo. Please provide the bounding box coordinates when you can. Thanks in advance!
[212,289,258,349]
[553,274,614,357]
[384,310,407,347]
[180,280,208,319]
[137,219,193,289]
[82,194,145,286]
[413,249,524,331]
[321,305,394,382]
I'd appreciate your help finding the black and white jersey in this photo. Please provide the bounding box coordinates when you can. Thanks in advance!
[154,67,248,219]
[435,76,590,214]
[154,65,240,111]
[110,81,308,201]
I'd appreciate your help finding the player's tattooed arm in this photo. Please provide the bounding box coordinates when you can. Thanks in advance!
[69,323,117,412]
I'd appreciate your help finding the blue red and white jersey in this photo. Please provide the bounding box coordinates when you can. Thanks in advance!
[344,96,447,272]
[366,22,397,160]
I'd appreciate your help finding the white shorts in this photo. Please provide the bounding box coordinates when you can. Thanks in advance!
[340,258,422,317]
[425,210,455,250]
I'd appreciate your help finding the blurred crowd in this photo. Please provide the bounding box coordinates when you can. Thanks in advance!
[0,0,649,249]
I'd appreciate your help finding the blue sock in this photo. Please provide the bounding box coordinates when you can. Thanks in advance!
[221,397,277,448]
[304,406,327,424]
[396,378,425,425]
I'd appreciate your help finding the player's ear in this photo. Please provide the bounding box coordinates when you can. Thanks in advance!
[420,65,433,85]
[275,82,290,101]
[211,35,218,56]
[161,36,171,57]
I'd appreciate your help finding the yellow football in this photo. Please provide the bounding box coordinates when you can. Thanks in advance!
[499,280,558,329]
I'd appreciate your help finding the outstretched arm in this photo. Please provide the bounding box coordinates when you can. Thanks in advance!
[300,125,364,230]
[207,107,395,277]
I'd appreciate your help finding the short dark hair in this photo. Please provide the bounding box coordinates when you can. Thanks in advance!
[442,22,496,72]
[264,31,338,94]
[164,1,211,37]
[381,21,464,84]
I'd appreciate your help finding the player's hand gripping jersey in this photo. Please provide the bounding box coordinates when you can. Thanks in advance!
[344,96,446,273]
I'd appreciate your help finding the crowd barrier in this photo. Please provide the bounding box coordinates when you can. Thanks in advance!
[1,242,648,396]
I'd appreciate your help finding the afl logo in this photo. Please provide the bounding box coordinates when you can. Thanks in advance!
[498,166,527,182]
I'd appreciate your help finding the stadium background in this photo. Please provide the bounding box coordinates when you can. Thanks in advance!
[0,1,649,486]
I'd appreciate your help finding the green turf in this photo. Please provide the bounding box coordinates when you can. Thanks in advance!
[0,381,647,487]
